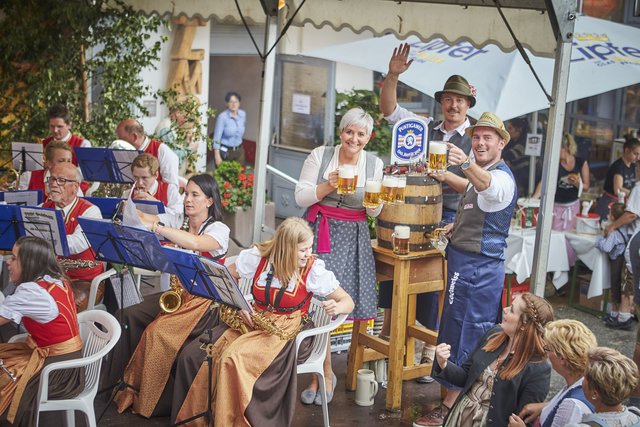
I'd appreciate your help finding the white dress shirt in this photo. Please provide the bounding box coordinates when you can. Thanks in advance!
[0,275,63,324]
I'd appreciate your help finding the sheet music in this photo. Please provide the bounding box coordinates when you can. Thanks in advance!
[122,197,147,230]
[133,200,164,215]
[19,207,67,256]
[200,257,253,312]
[111,149,141,183]
[2,191,40,207]
[109,271,143,308]
[11,142,43,171]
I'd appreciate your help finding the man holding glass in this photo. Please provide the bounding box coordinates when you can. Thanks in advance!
[413,112,517,426]
[378,43,477,387]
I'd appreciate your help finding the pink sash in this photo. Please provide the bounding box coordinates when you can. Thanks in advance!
[306,203,366,253]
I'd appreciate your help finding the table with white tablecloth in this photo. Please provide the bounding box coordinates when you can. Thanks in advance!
[565,232,610,298]
[505,228,570,288]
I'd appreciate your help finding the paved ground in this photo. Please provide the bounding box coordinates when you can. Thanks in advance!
[91,290,637,427]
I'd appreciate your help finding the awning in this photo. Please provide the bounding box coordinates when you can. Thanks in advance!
[125,0,557,56]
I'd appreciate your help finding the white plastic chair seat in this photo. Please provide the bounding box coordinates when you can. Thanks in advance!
[295,298,348,427]
[36,310,121,427]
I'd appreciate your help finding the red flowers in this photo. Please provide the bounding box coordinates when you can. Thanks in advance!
[213,161,254,213]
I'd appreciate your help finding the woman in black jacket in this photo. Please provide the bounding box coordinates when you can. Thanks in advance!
[431,292,553,427]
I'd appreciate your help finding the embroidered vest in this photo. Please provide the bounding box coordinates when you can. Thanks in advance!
[21,279,80,347]
[251,257,314,315]
[43,133,85,166]
[28,169,47,202]
[144,139,166,182]
[43,198,104,281]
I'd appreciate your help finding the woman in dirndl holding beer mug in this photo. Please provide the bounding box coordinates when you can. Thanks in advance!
[295,107,384,405]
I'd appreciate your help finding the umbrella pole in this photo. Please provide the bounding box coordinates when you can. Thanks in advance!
[528,111,538,198]
[530,0,577,297]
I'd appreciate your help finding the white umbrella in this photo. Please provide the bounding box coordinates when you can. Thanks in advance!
[304,15,640,121]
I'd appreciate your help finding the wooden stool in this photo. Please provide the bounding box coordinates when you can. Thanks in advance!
[346,241,446,411]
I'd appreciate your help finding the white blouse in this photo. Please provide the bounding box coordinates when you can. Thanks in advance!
[158,212,230,257]
[0,276,63,324]
[235,247,340,297]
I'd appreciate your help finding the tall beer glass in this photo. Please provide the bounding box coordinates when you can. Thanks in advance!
[395,175,406,204]
[363,180,382,208]
[337,165,357,195]
[392,225,410,255]
[428,141,448,173]
[380,175,398,204]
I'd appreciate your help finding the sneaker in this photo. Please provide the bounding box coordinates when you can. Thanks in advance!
[606,317,635,330]
[413,405,449,427]
[416,375,435,384]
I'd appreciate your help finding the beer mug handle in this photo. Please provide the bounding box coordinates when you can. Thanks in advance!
[392,232,396,247]
[370,379,378,399]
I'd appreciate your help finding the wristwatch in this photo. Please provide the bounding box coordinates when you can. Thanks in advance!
[460,156,472,171]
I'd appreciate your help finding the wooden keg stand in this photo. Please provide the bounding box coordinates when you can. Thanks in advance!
[346,176,447,411]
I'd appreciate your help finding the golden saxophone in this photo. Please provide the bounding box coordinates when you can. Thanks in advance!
[159,274,186,314]
[219,304,249,335]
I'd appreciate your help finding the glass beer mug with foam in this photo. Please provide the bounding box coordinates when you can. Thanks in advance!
[363,179,382,208]
[392,225,410,255]
[337,165,357,195]
[428,141,448,173]
[380,175,398,204]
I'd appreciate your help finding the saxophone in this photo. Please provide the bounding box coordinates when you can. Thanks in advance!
[219,304,250,335]
[58,258,102,271]
[159,274,185,313]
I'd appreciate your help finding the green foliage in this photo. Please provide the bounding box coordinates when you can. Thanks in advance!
[335,89,392,156]
[212,161,254,213]
[0,0,164,147]
[154,89,216,173]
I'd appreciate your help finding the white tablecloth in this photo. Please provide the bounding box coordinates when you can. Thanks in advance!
[505,228,570,288]
[565,232,610,298]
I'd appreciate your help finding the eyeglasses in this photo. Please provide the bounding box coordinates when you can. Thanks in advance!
[47,176,78,185]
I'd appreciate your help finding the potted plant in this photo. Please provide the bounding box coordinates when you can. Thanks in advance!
[212,161,274,246]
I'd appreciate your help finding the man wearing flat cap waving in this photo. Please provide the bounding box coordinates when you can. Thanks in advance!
[379,43,478,389]
[412,112,517,427]
[381,43,476,225]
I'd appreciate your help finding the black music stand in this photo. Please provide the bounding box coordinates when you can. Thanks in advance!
[0,143,44,173]
[163,246,251,427]
[77,217,174,421]
[0,205,69,256]
[75,147,141,184]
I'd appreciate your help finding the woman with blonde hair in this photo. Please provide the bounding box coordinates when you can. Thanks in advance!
[509,319,598,427]
[429,293,554,427]
[565,347,640,427]
[172,216,354,426]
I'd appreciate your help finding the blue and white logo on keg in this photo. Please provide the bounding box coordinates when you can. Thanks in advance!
[391,117,428,164]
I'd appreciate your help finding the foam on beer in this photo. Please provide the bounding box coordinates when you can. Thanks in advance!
[394,225,411,239]
[429,141,447,155]
[365,180,382,192]
[339,165,355,178]
[382,176,398,187]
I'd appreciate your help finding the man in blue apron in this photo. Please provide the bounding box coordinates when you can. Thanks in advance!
[414,112,517,427]
[379,43,477,385]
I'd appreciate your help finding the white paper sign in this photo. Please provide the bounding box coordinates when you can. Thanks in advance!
[11,142,44,171]
[19,207,67,256]
[292,93,311,115]
[524,133,543,157]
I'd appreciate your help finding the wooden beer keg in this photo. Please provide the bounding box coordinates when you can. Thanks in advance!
[376,175,442,252]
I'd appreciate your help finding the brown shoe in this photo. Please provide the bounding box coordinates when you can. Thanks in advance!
[413,405,450,427]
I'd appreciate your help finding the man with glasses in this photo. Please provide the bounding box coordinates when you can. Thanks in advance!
[42,162,104,312]
[116,118,179,187]
[128,153,182,216]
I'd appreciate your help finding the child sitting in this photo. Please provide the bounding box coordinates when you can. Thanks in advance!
[596,202,634,329]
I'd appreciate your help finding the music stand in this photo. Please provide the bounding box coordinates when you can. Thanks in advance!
[0,190,43,207]
[163,246,251,427]
[1,142,44,173]
[83,197,165,219]
[78,217,174,421]
[0,205,69,256]
[75,147,141,184]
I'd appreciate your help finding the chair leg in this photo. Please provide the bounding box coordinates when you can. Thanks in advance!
[82,404,97,427]
[317,372,330,427]
[65,409,75,427]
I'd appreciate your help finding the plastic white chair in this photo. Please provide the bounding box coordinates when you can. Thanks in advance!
[295,298,348,427]
[36,310,121,427]
[86,267,116,311]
